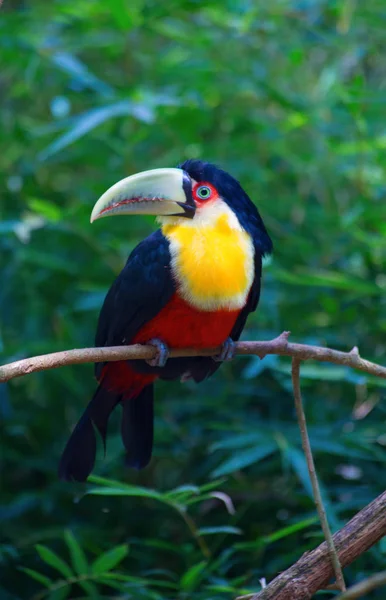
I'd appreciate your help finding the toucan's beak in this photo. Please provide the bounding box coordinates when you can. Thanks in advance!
[90,168,195,223]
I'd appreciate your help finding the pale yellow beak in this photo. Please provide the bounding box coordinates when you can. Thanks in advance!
[90,168,195,223]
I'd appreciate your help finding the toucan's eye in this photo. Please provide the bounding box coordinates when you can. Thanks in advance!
[192,182,217,204]
[196,185,212,200]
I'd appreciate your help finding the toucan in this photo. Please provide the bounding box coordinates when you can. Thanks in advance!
[59,160,272,481]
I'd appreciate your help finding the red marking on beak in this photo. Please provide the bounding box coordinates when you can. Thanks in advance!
[98,196,163,216]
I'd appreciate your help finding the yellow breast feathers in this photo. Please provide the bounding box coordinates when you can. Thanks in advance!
[162,205,254,311]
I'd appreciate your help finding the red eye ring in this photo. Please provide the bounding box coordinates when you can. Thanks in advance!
[192,182,218,203]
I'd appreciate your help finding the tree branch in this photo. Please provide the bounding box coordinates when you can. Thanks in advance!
[1,331,386,383]
[2,333,385,598]
[292,359,346,591]
[336,570,386,599]
[238,490,386,600]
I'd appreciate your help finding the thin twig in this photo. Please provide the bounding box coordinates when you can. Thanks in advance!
[1,331,386,383]
[176,508,211,559]
[292,359,346,591]
[336,570,386,599]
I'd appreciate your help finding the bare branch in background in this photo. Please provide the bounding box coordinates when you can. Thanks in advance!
[336,570,386,599]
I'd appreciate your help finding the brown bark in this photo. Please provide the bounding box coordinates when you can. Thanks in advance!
[1,332,386,383]
[244,491,386,600]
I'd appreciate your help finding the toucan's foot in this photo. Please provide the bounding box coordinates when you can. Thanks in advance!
[213,337,236,362]
[146,338,170,368]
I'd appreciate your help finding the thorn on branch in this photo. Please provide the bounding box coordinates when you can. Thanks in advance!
[274,330,291,347]
[254,331,291,360]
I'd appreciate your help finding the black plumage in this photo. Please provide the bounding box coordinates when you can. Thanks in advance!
[59,160,272,481]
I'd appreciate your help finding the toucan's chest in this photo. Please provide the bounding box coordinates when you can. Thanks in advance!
[162,209,254,311]
[133,293,240,349]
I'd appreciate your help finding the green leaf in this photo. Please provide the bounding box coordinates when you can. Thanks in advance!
[180,561,206,591]
[212,442,277,477]
[273,267,380,295]
[87,486,165,501]
[311,438,374,460]
[283,446,340,530]
[19,567,52,588]
[198,526,242,536]
[236,516,318,549]
[379,536,386,554]
[196,479,227,493]
[47,586,71,600]
[110,0,143,29]
[39,101,154,160]
[165,484,200,498]
[35,545,73,579]
[19,249,77,274]
[63,530,88,575]
[78,580,99,598]
[211,432,267,451]
[289,363,350,381]
[262,516,319,544]
[27,198,62,222]
[87,476,173,504]
[283,446,313,498]
[91,544,128,574]
[51,51,114,97]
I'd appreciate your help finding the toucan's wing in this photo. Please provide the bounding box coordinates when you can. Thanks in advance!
[61,231,172,481]
[229,251,262,340]
[95,230,175,379]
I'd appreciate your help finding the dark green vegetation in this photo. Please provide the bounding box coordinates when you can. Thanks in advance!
[1,1,386,598]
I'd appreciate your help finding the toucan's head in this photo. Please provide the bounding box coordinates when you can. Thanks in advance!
[91,159,272,255]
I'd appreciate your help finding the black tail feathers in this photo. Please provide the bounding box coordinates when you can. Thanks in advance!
[121,384,154,470]
[59,383,155,482]
[59,385,120,482]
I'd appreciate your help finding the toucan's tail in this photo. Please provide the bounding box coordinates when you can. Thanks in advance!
[59,385,120,482]
[121,384,154,470]
[59,382,154,482]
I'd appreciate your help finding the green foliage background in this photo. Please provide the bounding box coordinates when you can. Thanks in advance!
[1,1,385,598]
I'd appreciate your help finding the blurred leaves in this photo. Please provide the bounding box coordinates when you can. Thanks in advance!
[50,52,114,98]
[1,0,386,598]
[38,101,156,161]
[21,533,129,600]
[35,545,73,579]
[91,545,128,574]
[211,442,277,478]
[63,531,88,576]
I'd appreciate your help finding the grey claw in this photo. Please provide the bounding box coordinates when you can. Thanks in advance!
[146,338,169,368]
[213,337,236,362]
